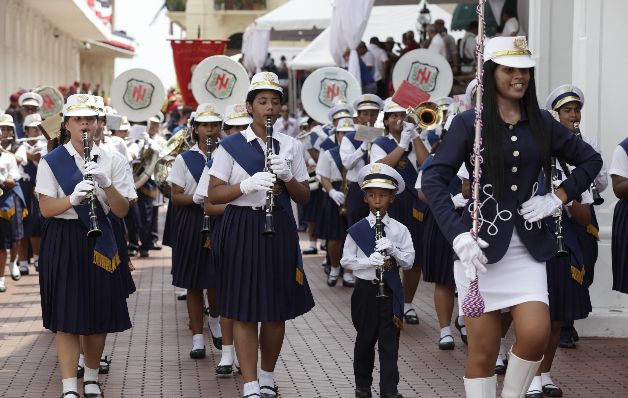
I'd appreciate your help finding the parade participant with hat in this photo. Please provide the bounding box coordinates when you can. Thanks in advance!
[207,71,314,398]
[147,113,167,250]
[298,117,324,256]
[421,36,602,397]
[315,117,353,287]
[36,94,133,398]
[168,102,223,359]
[353,94,383,127]
[341,162,414,398]
[16,91,43,139]
[610,137,628,295]
[0,114,24,287]
[0,113,26,283]
[222,103,253,137]
[371,98,430,325]
[14,113,46,275]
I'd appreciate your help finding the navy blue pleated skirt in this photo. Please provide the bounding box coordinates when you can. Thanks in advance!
[171,204,215,290]
[315,193,347,241]
[546,253,592,322]
[303,188,323,223]
[109,214,136,297]
[217,205,315,322]
[21,180,42,238]
[162,200,176,248]
[421,209,454,285]
[347,182,369,227]
[39,218,132,335]
[612,199,628,293]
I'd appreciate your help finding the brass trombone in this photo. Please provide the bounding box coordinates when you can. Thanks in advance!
[403,102,444,131]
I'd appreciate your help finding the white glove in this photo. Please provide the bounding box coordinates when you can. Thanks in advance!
[150,140,161,153]
[452,232,489,279]
[451,193,468,209]
[398,125,415,150]
[307,157,316,167]
[69,179,95,206]
[520,193,562,222]
[359,141,368,152]
[375,237,395,255]
[269,154,293,182]
[329,189,345,206]
[239,172,276,195]
[367,251,386,267]
[192,193,204,204]
[84,161,111,188]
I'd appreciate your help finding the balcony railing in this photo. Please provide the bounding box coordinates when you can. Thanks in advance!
[214,0,267,11]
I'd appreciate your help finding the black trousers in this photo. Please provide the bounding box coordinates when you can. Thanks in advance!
[151,205,159,243]
[352,278,400,394]
[126,193,154,250]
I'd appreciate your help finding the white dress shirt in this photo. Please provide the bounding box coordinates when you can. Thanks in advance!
[167,144,206,195]
[316,149,343,183]
[102,135,132,163]
[370,135,419,173]
[368,44,389,82]
[15,140,47,181]
[339,136,366,182]
[609,143,628,179]
[428,33,447,59]
[341,212,415,281]
[35,142,130,219]
[0,152,21,184]
[97,142,137,200]
[209,127,309,207]
[581,135,609,192]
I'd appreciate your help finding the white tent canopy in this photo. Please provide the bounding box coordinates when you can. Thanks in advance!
[253,0,333,31]
[289,4,461,71]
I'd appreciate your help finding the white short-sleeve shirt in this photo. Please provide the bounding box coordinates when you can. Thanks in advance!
[35,142,131,219]
[609,144,628,179]
[167,144,207,195]
[370,136,418,172]
[339,135,366,182]
[209,127,308,207]
[316,149,343,183]
[0,152,21,184]
[97,142,137,200]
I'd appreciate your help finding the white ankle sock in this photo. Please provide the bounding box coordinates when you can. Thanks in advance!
[78,353,85,368]
[541,372,555,386]
[495,355,504,367]
[83,366,100,394]
[243,381,260,396]
[208,316,222,338]
[404,303,413,314]
[527,375,542,392]
[19,260,28,267]
[343,272,354,282]
[218,344,234,366]
[329,266,340,277]
[0,277,5,284]
[62,377,78,394]
[192,334,205,350]
[259,369,275,389]
[440,326,452,339]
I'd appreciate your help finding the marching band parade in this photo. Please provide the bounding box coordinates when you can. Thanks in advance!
[0,0,627,397]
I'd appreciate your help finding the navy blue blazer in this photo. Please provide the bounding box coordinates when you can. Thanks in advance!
[421,109,602,264]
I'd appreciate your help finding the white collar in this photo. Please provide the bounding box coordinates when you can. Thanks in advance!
[366,211,392,227]
[243,126,279,144]
[64,141,102,159]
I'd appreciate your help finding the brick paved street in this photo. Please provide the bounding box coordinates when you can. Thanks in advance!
[1,238,628,397]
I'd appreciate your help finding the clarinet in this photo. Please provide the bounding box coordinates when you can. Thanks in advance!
[374,209,389,298]
[200,136,212,238]
[262,116,276,235]
[551,157,568,257]
[82,130,102,238]
[573,122,604,205]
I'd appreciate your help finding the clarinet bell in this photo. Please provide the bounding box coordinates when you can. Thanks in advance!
[556,237,569,258]
[376,283,388,298]
[200,215,211,236]
[87,219,102,238]
[263,212,275,236]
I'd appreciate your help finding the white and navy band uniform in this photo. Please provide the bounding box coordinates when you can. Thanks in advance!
[610,137,628,294]
[0,134,24,249]
[167,105,217,290]
[545,84,608,286]
[35,94,132,335]
[208,72,314,323]
[16,91,43,139]
[421,36,603,315]
[340,163,414,396]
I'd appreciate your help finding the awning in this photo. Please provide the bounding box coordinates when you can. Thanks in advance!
[23,0,109,41]
[253,0,332,31]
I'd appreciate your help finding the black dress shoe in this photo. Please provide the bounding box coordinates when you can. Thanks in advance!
[438,335,455,350]
[83,381,104,398]
[454,317,468,345]
[209,331,222,350]
[342,278,355,288]
[558,334,576,349]
[380,392,402,398]
[190,347,206,359]
[524,390,543,398]
[260,384,279,398]
[139,249,149,258]
[355,387,372,397]
[327,274,339,287]
[177,292,187,300]
[495,363,506,375]
[148,242,162,250]
[98,356,110,374]
[128,249,138,257]
[60,392,79,397]
[76,365,84,378]
[302,247,318,255]
[320,242,327,251]
[242,394,261,398]
[542,384,563,397]
[403,309,419,325]
[215,364,233,377]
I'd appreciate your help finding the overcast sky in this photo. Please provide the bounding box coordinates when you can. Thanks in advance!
[114,0,181,89]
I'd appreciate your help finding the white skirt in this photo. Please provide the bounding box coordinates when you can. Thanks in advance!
[455,229,549,316]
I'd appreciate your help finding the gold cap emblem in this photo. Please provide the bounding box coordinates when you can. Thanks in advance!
[513,37,528,50]
[370,164,382,173]
[77,94,89,103]
[263,72,276,83]
[234,104,244,112]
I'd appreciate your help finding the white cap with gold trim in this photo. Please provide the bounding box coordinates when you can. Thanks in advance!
[383,98,405,114]
[194,103,223,123]
[358,162,405,195]
[119,116,131,131]
[62,94,98,117]
[0,114,15,128]
[353,94,384,112]
[335,117,356,132]
[18,92,43,108]
[484,36,535,68]
[24,114,42,128]
[248,71,283,94]
[545,84,584,111]
[94,96,106,117]
[223,103,252,126]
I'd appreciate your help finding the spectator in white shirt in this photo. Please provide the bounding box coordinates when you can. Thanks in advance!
[426,24,447,59]
[368,37,390,99]
[273,105,299,138]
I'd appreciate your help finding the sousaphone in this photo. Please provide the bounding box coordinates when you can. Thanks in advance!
[301,67,362,125]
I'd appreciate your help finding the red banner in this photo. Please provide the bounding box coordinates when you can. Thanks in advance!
[170,40,227,108]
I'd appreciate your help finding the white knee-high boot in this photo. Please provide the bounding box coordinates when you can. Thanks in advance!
[464,375,497,397]
[501,350,542,398]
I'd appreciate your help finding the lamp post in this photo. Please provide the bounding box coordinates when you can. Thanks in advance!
[416,0,432,43]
